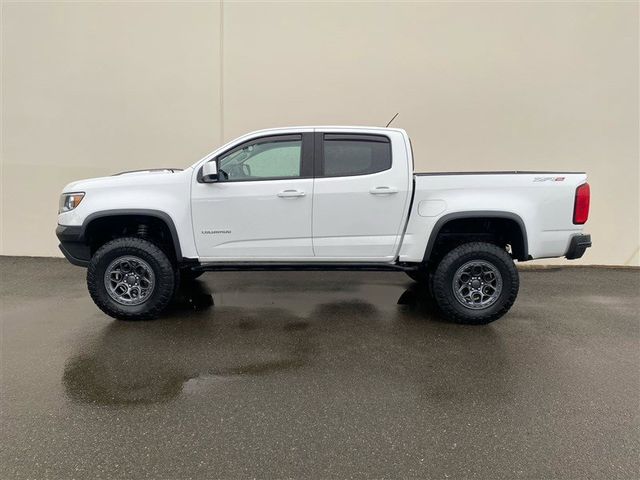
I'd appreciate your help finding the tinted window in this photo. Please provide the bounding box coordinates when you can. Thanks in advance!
[323,135,391,177]
[219,137,301,181]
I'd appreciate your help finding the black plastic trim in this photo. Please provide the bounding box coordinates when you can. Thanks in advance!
[422,211,529,262]
[194,262,416,272]
[113,168,182,176]
[83,209,183,260]
[565,233,592,260]
[56,225,91,266]
[313,132,323,177]
[324,134,390,143]
[56,210,183,267]
[58,242,90,267]
[301,132,314,178]
[55,224,82,242]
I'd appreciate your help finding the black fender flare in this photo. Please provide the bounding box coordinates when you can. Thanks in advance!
[80,209,183,260]
[422,211,529,262]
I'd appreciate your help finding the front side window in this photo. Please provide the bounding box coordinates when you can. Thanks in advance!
[218,136,302,181]
[322,134,391,177]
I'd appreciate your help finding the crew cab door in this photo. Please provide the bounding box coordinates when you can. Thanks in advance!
[191,133,314,260]
[312,131,412,260]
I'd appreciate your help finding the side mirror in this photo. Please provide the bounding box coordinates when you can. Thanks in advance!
[201,161,218,183]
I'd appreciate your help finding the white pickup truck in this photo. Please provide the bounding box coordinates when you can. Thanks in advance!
[56,127,591,324]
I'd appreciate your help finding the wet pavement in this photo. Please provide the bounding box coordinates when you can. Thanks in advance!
[1,257,638,479]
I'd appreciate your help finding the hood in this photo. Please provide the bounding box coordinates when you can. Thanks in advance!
[61,168,186,193]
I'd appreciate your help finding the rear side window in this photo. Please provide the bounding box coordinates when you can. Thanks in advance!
[322,134,391,177]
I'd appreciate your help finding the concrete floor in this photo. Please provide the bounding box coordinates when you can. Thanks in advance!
[0,257,638,479]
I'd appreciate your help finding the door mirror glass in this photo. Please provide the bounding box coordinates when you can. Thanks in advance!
[201,161,218,183]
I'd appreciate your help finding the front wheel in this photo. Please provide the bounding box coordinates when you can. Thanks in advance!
[87,237,177,320]
[431,242,519,324]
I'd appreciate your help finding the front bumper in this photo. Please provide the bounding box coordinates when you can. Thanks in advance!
[565,233,592,260]
[56,225,90,267]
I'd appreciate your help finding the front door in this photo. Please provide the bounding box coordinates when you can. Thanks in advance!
[312,132,411,260]
[192,133,314,260]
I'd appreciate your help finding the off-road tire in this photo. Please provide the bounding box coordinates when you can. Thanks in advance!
[431,242,519,324]
[87,237,177,320]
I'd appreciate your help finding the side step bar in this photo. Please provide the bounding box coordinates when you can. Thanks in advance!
[193,262,419,272]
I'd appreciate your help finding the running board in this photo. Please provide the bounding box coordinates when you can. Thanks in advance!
[193,262,418,272]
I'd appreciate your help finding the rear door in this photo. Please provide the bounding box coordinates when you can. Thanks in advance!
[311,130,412,260]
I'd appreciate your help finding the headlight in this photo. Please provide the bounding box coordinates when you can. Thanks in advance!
[59,192,85,213]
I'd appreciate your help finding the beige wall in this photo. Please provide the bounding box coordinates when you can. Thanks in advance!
[1,1,221,256]
[1,1,638,265]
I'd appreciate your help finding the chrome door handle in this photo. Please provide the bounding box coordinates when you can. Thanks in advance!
[369,186,398,195]
[277,189,306,198]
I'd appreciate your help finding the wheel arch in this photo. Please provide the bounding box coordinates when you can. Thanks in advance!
[423,211,529,263]
[81,209,183,261]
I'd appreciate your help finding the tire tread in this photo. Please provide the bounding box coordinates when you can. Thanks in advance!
[431,242,519,324]
[87,237,176,320]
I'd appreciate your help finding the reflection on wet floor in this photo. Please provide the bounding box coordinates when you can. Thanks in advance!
[172,279,215,311]
[3,259,639,479]
[62,277,510,406]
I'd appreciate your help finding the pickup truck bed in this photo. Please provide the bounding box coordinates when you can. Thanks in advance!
[404,170,589,263]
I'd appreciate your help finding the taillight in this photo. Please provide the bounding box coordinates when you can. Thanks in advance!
[573,182,590,224]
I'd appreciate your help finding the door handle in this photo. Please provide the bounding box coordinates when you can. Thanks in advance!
[369,186,398,195]
[277,189,306,198]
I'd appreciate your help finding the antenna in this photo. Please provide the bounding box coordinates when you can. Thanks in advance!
[385,112,399,128]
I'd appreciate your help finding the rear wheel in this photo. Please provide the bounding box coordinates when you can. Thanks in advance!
[431,242,519,324]
[87,237,177,320]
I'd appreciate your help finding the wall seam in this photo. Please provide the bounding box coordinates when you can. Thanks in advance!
[219,0,224,143]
